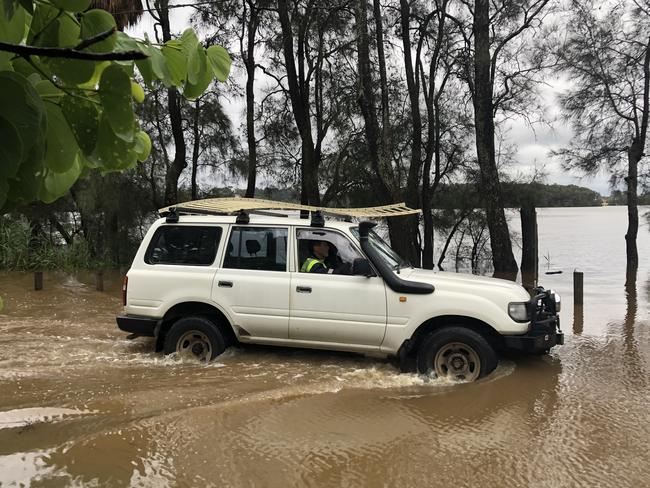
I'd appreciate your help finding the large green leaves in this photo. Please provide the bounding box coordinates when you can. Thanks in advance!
[99,64,134,141]
[41,154,83,203]
[0,2,231,213]
[184,45,212,100]
[44,103,79,173]
[0,72,46,176]
[90,115,137,170]
[80,9,116,53]
[0,0,25,43]
[0,115,22,178]
[162,40,186,86]
[62,95,99,154]
[207,45,232,82]
[134,131,152,161]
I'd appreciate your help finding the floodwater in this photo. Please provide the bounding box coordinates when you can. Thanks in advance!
[1,206,649,487]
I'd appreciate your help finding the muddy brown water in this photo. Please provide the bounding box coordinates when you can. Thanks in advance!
[1,206,650,487]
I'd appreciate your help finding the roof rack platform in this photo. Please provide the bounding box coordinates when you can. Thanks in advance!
[159,197,421,219]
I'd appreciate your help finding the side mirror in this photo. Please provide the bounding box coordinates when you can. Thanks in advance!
[352,258,374,277]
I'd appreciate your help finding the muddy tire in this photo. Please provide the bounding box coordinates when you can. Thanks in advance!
[163,316,226,362]
[416,326,498,381]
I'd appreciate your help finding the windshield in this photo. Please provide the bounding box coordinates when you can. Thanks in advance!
[351,228,408,269]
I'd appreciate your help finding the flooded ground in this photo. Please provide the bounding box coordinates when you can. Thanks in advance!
[1,206,650,487]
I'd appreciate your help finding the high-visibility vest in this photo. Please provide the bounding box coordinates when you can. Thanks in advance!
[300,257,325,273]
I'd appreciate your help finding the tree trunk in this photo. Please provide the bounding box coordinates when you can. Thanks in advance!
[472,0,518,274]
[625,144,640,280]
[520,203,538,286]
[355,0,392,202]
[277,0,320,206]
[191,99,200,200]
[244,1,259,198]
[398,0,423,267]
[625,36,650,282]
[158,0,187,206]
[437,210,470,271]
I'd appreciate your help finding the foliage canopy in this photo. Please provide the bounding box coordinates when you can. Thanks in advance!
[0,0,231,213]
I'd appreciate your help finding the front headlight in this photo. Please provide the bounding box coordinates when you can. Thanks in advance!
[550,290,561,313]
[508,302,530,322]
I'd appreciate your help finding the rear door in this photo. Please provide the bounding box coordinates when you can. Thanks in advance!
[127,224,223,317]
[289,228,387,347]
[212,225,291,339]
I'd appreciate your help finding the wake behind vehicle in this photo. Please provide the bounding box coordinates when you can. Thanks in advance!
[116,198,563,381]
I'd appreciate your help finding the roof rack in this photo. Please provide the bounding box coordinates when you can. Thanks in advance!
[159,197,421,219]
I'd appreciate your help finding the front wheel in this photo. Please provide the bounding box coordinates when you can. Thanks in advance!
[416,326,498,381]
[163,316,226,362]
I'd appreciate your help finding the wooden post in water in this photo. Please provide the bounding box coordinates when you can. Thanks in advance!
[573,270,584,305]
[34,271,43,291]
[520,203,538,288]
[96,270,104,292]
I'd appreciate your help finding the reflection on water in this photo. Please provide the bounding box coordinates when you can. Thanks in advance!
[1,207,650,486]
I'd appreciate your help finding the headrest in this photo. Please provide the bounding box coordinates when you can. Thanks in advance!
[246,239,261,255]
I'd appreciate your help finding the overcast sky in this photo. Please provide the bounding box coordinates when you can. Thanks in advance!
[128,8,615,196]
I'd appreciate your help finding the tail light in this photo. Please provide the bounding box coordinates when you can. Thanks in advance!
[122,276,128,306]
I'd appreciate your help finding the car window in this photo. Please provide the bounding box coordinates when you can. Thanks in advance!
[224,227,288,271]
[296,228,363,274]
[145,226,222,266]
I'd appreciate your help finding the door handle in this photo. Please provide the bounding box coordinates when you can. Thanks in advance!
[218,281,233,288]
[296,286,312,293]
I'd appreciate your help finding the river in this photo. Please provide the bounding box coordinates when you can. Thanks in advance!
[1,206,649,487]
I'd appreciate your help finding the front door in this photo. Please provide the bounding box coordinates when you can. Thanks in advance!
[289,228,387,346]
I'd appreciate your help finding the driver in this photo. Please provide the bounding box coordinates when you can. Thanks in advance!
[300,240,333,273]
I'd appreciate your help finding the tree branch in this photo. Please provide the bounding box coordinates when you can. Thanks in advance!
[0,42,147,60]
[75,27,117,51]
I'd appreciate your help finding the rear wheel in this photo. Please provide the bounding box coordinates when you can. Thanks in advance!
[416,326,498,381]
[163,316,226,362]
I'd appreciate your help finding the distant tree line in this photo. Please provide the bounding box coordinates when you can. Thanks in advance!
[433,183,603,209]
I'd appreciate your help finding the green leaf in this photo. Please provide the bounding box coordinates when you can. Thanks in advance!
[207,45,231,82]
[62,95,99,155]
[77,61,109,89]
[50,0,91,13]
[162,40,186,86]
[135,57,154,87]
[28,3,59,45]
[134,131,151,161]
[148,47,171,86]
[0,115,23,178]
[183,45,212,100]
[114,31,143,52]
[35,79,64,101]
[179,29,200,84]
[131,81,145,103]
[0,71,46,171]
[3,0,15,20]
[80,9,116,53]
[99,64,135,141]
[47,57,96,85]
[44,102,80,173]
[0,51,12,70]
[90,115,137,170]
[57,14,81,47]
[7,148,44,204]
[0,0,25,43]
[40,154,82,203]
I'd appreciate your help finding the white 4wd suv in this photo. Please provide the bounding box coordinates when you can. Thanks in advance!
[117,199,563,381]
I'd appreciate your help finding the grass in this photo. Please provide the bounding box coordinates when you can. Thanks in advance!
[0,217,104,271]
